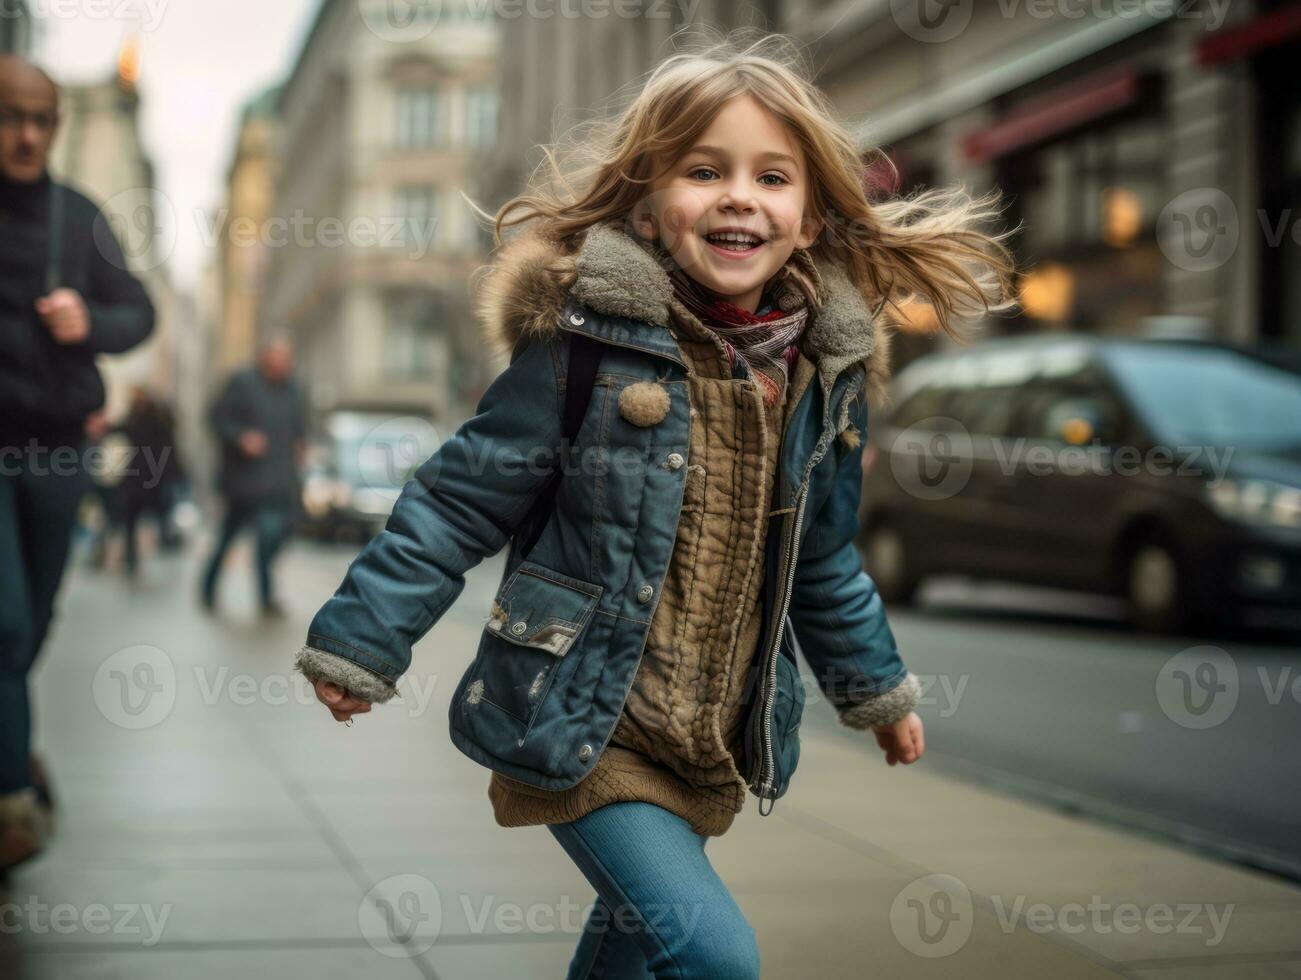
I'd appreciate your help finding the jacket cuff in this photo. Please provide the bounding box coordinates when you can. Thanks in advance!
[295,645,398,704]
[835,671,921,730]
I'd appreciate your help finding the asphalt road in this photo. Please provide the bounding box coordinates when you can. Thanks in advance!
[800,576,1301,881]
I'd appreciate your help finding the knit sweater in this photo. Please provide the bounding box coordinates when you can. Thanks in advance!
[487,296,818,837]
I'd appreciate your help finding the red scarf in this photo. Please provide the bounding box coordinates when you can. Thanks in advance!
[667,268,807,407]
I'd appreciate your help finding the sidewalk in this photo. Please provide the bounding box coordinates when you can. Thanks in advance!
[1,537,1298,978]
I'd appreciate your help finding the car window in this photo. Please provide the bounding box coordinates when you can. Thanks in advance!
[1016,371,1122,445]
[945,385,1022,438]
[889,385,953,430]
[1106,345,1301,451]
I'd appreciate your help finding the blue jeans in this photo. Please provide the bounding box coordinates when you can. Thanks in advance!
[200,495,295,608]
[0,449,92,794]
[547,802,761,979]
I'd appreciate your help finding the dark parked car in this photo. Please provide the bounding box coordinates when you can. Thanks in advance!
[858,334,1301,634]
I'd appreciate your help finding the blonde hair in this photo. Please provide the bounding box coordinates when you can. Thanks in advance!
[485,28,1020,342]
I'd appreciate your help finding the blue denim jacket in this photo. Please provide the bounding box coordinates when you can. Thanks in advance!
[296,222,920,817]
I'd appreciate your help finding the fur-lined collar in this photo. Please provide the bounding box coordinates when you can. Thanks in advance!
[477,220,894,403]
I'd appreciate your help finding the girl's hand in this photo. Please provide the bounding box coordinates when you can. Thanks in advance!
[871,711,924,766]
[312,679,372,723]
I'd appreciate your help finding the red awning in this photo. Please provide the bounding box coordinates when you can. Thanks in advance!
[962,66,1141,163]
[1198,5,1301,65]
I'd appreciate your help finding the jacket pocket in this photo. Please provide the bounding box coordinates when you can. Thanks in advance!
[470,560,603,729]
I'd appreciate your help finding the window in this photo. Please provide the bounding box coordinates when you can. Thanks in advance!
[382,290,444,383]
[394,185,438,251]
[465,87,498,150]
[395,86,444,149]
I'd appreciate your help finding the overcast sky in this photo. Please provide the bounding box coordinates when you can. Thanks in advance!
[35,0,321,291]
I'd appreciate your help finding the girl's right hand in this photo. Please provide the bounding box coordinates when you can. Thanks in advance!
[312,679,372,723]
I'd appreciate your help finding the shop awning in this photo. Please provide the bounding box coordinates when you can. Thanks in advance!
[961,66,1141,163]
[1198,5,1301,65]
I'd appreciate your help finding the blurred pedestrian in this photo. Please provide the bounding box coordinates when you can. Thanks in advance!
[200,333,307,618]
[0,56,155,874]
[114,386,185,579]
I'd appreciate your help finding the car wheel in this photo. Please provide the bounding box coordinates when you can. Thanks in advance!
[1124,539,1189,634]
[862,523,919,607]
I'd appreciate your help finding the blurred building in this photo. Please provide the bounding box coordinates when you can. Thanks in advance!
[1,1,31,54]
[258,0,501,431]
[47,38,181,420]
[487,0,776,227]
[792,0,1301,351]
[214,84,282,377]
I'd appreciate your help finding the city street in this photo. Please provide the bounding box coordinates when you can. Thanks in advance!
[845,579,1301,881]
[1,531,1299,978]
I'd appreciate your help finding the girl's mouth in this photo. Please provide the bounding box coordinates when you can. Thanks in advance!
[702,231,766,259]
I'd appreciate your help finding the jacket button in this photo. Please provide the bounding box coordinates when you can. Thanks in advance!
[578,744,593,761]
[569,312,585,326]
[510,621,528,635]
[637,585,654,603]
[665,452,684,470]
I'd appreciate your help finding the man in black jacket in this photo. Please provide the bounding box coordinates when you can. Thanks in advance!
[0,56,155,873]
[200,334,307,618]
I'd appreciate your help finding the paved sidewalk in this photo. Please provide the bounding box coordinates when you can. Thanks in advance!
[1,537,1298,978]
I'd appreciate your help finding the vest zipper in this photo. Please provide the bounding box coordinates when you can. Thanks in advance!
[751,371,864,815]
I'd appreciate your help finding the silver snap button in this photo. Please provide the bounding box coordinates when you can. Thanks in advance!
[665,452,684,470]
[510,621,528,635]
[569,312,585,326]
[578,744,593,761]
[637,585,653,603]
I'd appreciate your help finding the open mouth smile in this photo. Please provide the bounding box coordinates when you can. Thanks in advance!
[702,230,767,258]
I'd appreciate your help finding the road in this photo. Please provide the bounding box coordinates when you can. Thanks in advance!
[809,577,1301,880]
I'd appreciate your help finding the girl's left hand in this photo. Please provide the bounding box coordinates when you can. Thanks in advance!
[871,711,924,766]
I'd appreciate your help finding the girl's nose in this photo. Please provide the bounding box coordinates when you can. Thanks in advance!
[718,178,758,213]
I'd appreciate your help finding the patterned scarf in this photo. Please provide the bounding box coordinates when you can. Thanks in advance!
[666,250,823,407]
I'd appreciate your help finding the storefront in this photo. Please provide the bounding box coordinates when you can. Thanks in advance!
[966,63,1168,336]
[1200,2,1301,346]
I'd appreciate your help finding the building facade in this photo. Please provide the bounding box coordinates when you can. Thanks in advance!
[47,41,179,421]
[0,1,31,54]
[257,0,500,430]
[788,0,1300,355]
[214,85,282,378]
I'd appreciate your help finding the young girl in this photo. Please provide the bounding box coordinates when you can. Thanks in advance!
[296,32,1016,979]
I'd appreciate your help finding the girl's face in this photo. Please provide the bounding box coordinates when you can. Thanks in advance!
[635,94,820,314]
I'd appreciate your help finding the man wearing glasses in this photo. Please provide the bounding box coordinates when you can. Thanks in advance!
[0,56,155,874]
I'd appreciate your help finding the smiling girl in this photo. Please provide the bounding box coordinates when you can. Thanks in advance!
[296,31,1016,979]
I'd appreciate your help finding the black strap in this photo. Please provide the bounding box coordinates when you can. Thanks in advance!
[515,331,603,557]
[46,181,63,293]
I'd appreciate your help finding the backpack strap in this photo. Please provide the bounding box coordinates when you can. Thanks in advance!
[515,330,603,558]
[45,180,64,294]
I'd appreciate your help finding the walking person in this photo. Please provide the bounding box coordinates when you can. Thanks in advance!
[294,33,1018,977]
[200,334,307,618]
[0,56,155,873]
[115,386,184,579]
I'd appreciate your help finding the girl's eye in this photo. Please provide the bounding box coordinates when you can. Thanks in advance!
[688,167,789,187]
